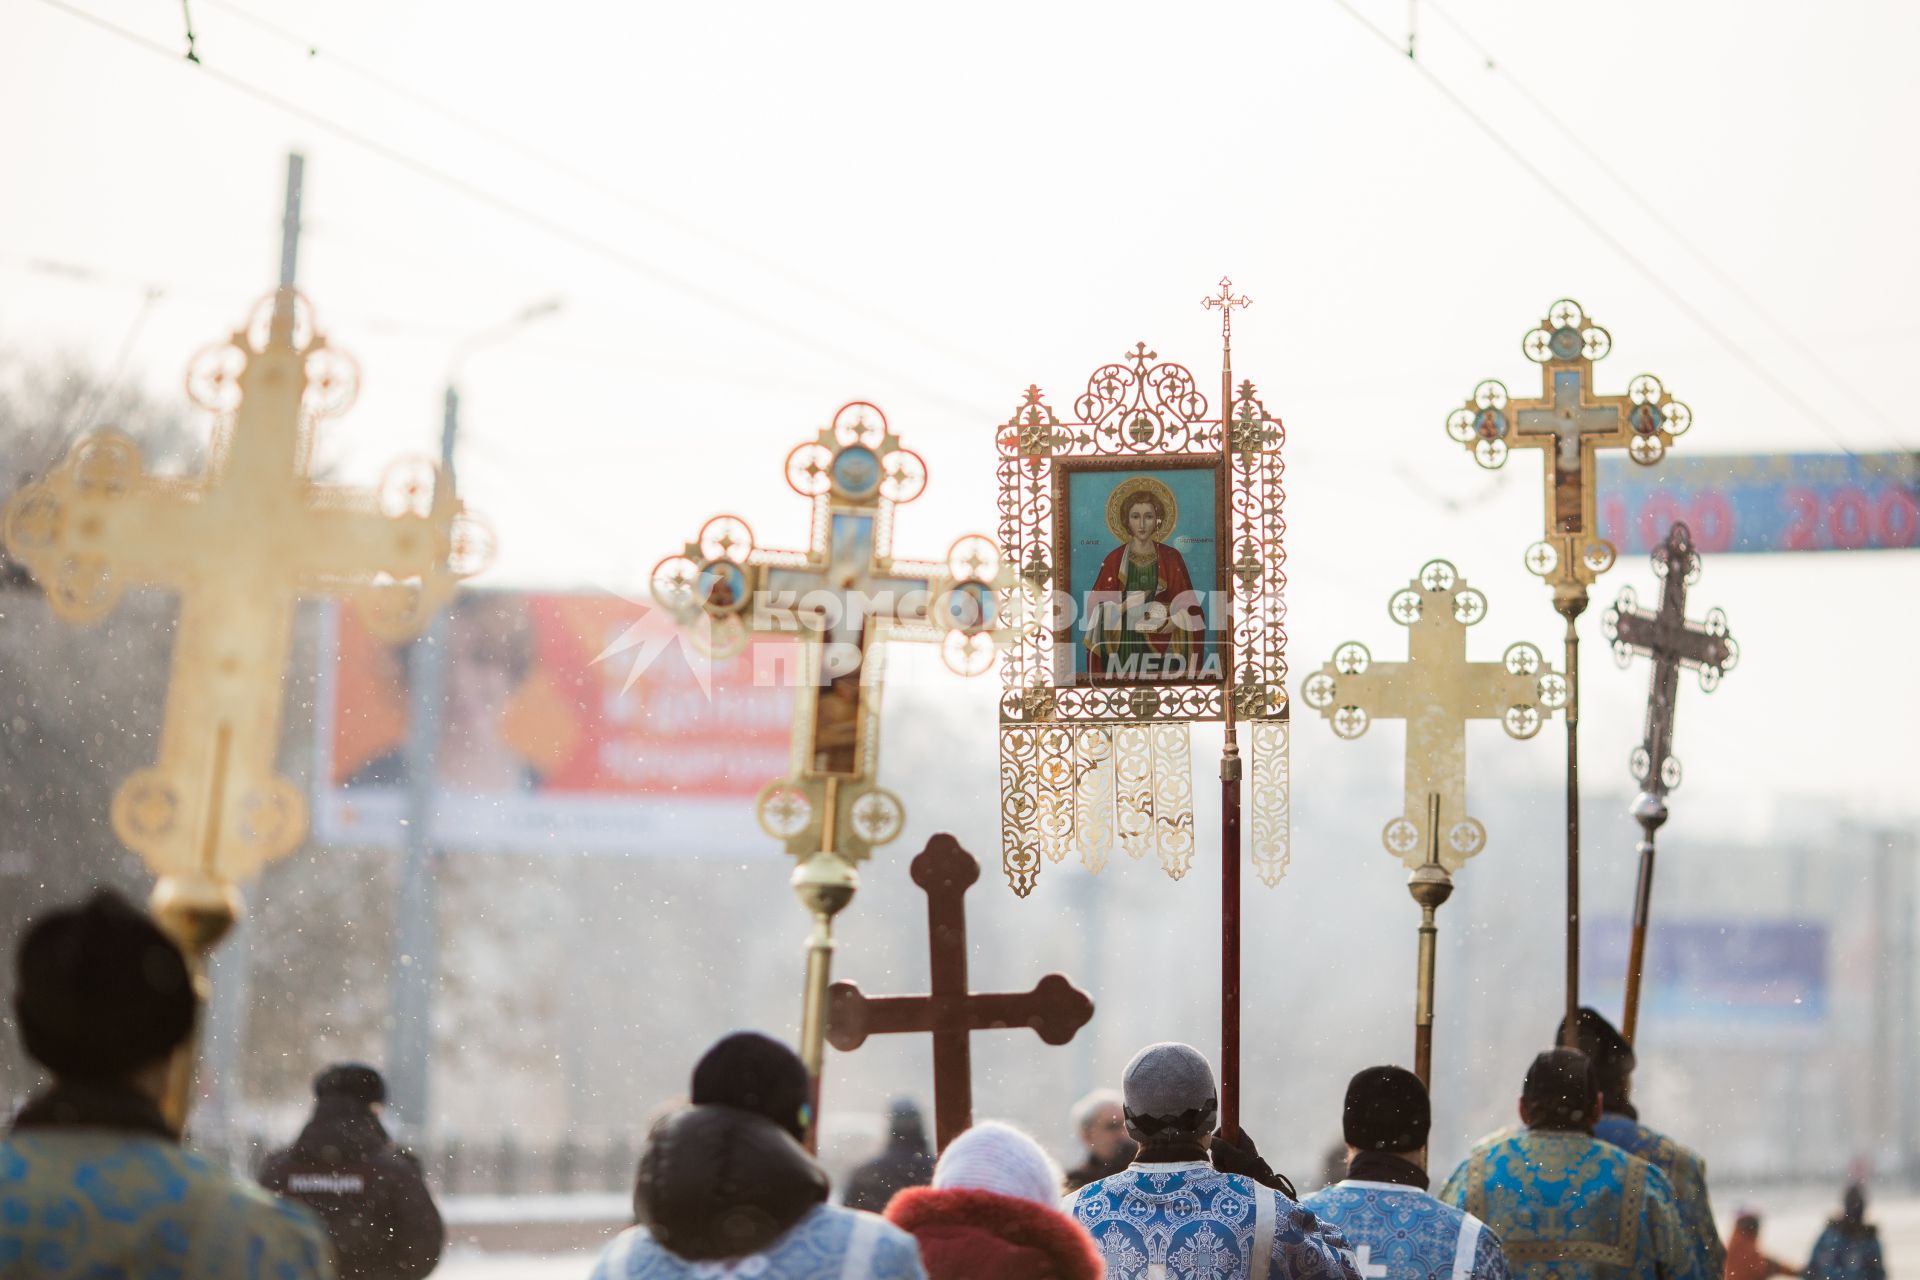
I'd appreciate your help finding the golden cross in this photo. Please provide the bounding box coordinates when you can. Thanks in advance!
[650,401,1003,866]
[1202,276,1252,345]
[1301,559,1567,870]
[3,292,480,886]
[1446,299,1691,602]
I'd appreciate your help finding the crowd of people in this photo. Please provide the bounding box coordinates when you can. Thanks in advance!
[0,890,1897,1280]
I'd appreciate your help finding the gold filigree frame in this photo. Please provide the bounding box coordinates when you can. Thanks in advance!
[994,341,1288,895]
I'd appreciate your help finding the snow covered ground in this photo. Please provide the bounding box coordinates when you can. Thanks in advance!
[442,1251,601,1279]
[436,1186,1920,1279]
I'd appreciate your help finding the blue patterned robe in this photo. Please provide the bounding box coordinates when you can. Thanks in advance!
[0,1129,331,1278]
[588,1204,927,1280]
[1064,1160,1363,1280]
[1304,1179,1509,1280]
[1591,1114,1722,1280]
[1437,1130,1702,1280]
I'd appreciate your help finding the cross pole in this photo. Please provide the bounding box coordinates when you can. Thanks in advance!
[651,404,1002,1146]
[1446,299,1691,1047]
[1600,521,1737,1042]
[1203,275,1253,1138]
[1304,559,1566,1085]
[826,833,1094,1151]
[2,290,478,1131]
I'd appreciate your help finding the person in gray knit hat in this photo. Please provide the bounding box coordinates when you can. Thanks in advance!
[1062,1042,1362,1280]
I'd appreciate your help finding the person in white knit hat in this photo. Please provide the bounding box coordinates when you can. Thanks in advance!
[885,1121,1102,1280]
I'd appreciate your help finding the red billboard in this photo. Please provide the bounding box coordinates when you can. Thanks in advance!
[314,592,794,854]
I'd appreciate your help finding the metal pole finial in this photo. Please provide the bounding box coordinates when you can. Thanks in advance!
[1203,277,1252,346]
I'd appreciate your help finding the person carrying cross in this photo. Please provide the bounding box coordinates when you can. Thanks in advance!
[587,1032,927,1280]
[1062,1041,1362,1280]
[1438,1049,1703,1280]
[1560,1008,1724,1280]
[1303,1066,1510,1280]
[1,891,332,1277]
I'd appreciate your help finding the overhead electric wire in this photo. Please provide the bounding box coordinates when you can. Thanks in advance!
[32,0,1001,422]
[1421,0,1906,455]
[1327,0,1881,461]
[0,255,875,407]
[195,0,1023,386]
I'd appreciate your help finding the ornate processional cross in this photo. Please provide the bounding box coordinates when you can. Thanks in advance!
[1603,521,1738,801]
[3,293,480,888]
[1305,559,1564,1085]
[1445,298,1693,1047]
[2,290,481,1132]
[1447,299,1692,605]
[826,834,1094,1151]
[1600,521,1737,1041]
[1303,559,1566,870]
[653,402,1001,864]
[651,402,1004,1111]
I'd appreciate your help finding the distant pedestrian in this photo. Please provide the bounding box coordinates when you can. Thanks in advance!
[1806,1186,1884,1280]
[886,1120,1100,1279]
[1062,1087,1136,1192]
[845,1099,937,1212]
[259,1063,446,1279]
[1,889,331,1276]
[1724,1210,1799,1280]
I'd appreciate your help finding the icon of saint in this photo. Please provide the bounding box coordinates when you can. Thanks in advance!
[1082,477,1204,680]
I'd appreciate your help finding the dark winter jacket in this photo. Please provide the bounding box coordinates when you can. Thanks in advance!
[1806,1220,1884,1280]
[886,1186,1103,1280]
[1063,1148,1132,1193]
[259,1095,445,1280]
[844,1106,937,1213]
[634,1103,832,1261]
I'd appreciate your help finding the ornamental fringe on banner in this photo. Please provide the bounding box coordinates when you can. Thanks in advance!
[994,338,1290,897]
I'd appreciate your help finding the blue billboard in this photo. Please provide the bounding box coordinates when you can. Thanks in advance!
[1582,917,1828,1031]
[1596,452,1920,554]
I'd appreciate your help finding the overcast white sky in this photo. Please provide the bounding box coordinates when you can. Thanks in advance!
[3,0,1916,840]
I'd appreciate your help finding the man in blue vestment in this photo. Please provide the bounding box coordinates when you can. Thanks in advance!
[1305,1066,1509,1280]
[1438,1049,1701,1280]
[1064,1041,1362,1280]
[1559,1009,1723,1280]
[1,890,332,1278]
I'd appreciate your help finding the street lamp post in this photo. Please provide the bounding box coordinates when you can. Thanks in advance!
[385,298,561,1142]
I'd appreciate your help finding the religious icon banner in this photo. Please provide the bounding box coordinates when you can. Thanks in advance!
[995,341,1288,895]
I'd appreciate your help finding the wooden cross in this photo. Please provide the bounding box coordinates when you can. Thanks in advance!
[1602,521,1738,800]
[3,292,477,886]
[826,833,1095,1151]
[651,402,1001,864]
[1446,299,1692,600]
[1600,521,1737,1041]
[1302,559,1567,871]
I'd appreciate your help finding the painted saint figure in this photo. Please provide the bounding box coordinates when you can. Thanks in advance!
[1082,477,1204,681]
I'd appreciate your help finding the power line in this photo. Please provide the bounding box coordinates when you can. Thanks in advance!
[1326,0,1883,460]
[1420,0,1906,454]
[32,0,1000,423]
[195,0,1024,385]
[0,254,874,406]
